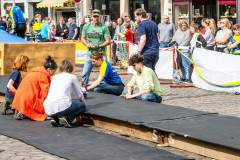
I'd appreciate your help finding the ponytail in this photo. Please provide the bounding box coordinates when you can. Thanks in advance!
[44,56,58,70]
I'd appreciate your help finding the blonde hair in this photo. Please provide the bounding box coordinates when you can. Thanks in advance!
[189,23,199,40]
[209,19,216,35]
[220,18,230,28]
[90,51,106,60]
[178,20,189,29]
[13,54,29,72]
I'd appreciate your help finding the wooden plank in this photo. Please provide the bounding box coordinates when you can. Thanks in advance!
[81,114,240,160]
[2,43,75,77]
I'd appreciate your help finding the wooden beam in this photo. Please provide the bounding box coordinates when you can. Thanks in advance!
[81,114,240,160]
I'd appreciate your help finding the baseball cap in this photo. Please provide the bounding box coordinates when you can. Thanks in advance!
[92,9,101,16]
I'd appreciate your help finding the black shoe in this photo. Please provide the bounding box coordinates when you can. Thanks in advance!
[50,119,62,127]
[61,117,73,128]
[0,100,8,115]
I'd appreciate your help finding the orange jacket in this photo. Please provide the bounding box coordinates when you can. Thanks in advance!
[12,66,51,121]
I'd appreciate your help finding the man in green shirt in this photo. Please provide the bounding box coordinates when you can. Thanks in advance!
[81,9,111,88]
[122,54,163,103]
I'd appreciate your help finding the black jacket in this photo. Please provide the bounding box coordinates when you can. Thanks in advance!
[0,20,7,31]
[56,24,69,39]
[195,34,207,48]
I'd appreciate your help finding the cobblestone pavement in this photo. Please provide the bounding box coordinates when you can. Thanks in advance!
[1,63,239,159]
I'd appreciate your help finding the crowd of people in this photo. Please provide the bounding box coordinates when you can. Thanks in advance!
[1,4,240,127]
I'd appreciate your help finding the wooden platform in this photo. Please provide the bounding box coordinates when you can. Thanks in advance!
[79,92,240,160]
[0,43,75,77]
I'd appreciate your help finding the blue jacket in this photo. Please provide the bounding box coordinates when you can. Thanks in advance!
[10,6,26,29]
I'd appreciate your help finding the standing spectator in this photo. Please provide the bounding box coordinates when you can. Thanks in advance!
[33,15,43,42]
[110,20,117,39]
[56,17,69,39]
[110,20,117,65]
[24,18,31,41]
[119,22,134,43]
[200,18,207,36]
[189,23,207,50]
[51,25,56,36]
[118,19,130,66]
[68,18,78,40]
[135,8,159,72]
[81,9,111,89]
[228,24,240,55]
[215,20,221,37]
[202,19,215,50]
[215,18,233,54]
[158,15,176,48]
[172,20,190,82]
[0,16,7,31]
[112,18,122,65]
[41,17,52,42]
[2,16,8,31]
[4,3,26,38]
[78,17,85,40]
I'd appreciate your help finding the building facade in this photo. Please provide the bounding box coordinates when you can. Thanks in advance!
[1,0,240,26]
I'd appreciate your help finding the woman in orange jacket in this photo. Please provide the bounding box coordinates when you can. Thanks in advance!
[11,56,58,121]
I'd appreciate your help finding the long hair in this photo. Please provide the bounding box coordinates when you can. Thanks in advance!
[189,23,200,40]
[209,19,216,35]
[12,54,29,72]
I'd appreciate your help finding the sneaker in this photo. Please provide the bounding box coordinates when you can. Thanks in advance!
[60,117,73,128]
[0,100,8,115]
[14,110,25,120]
[50,118,62,127]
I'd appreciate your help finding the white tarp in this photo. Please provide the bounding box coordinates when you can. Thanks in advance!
[192,48,240,93]
[127,44,173,80]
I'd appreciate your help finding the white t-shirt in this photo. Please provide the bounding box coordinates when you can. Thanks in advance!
[43,73,83,115]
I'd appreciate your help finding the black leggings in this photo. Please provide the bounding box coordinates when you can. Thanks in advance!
[15,23,26,38]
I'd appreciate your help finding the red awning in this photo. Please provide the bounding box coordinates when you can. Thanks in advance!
[219,0,236,5]
[173,0,189,6]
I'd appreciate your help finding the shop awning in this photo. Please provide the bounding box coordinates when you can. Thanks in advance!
[36,0,73,8]
[173,0,189,6]
[219,0,236,5]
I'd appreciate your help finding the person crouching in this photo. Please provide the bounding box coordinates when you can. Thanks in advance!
[44,59,86,128]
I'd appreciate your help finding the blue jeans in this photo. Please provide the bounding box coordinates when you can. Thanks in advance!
[180,51,190,80]
[52,100,86,123]
[160,42,171,48]
[82,55,106,88]
[143,55,159,72]
[122,90,162,103]
[93,82,124,96]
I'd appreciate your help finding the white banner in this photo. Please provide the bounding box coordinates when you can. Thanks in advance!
[192,48,240,93]
[127,44,173,80]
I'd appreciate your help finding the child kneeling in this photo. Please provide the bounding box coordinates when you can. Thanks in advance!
[44,59,86,128]
[122,54,163,103]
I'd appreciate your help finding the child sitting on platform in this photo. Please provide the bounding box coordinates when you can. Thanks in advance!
[122,54,163,103]
[0,54,29,115]
[44,59,86,128]
[81,51,125,96]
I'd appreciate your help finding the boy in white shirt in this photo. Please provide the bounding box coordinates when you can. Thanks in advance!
[44,59,86,128]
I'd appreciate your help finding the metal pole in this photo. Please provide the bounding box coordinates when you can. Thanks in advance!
[216,0,219,21]
[237,0,240,24]
[189,0,192,24]
[13,0,15,6]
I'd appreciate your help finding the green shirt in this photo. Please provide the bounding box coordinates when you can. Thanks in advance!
[82,22,110,55]
[127,67,164,97]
